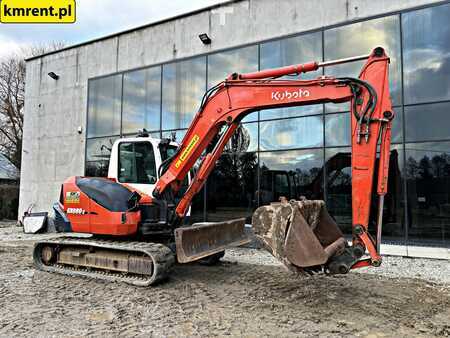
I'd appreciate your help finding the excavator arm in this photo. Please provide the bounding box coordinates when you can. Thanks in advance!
[154,47,394,271]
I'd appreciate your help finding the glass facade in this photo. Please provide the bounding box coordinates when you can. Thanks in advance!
[162,57,206,130]
[122,67,161,134]
[86,3,450,248]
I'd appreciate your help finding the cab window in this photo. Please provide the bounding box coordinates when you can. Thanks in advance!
[118,142,157,184]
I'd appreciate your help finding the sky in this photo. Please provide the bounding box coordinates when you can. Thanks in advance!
[0,0,226,59]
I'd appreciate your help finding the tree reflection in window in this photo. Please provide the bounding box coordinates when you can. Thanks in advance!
[207,152,258,223]
[259,149,324,205]
[85,136,118,177]
[405,142,450,244]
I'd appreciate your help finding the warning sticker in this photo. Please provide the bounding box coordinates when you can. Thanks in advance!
[65,191,80,204]
[175,134,200,169]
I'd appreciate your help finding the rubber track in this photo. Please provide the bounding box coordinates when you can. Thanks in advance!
[33,237,175,287]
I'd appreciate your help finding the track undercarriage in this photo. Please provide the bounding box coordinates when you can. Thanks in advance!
[33,237,175,286]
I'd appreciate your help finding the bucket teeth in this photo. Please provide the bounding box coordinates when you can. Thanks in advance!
[252,199,346,274]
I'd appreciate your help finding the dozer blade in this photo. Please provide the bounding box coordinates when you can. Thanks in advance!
[252,199,347,274]
[175,218,250,263]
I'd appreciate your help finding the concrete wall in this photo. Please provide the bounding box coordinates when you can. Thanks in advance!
[19,0,442,216]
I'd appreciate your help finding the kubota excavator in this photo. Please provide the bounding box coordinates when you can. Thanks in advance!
[33,47,394,286]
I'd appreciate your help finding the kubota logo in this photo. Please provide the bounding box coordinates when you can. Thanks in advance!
[271,89,310,101]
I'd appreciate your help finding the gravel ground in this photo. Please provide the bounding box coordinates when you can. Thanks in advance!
[225,248,450,285]
[0,224,449,337]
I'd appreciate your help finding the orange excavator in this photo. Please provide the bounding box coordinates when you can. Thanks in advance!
[33,47,394,286]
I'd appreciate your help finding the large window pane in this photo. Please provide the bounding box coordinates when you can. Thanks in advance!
[392,106,403,144]
[259,149,324,205]
[122,67,161,134]
[405,102,450,142]
[208,46,258,87]
[403,3,450,104]
[325,147,352,232]
[206,152,258,223]
[325,113,350,147]
[326,145,404,240]
[87,75,122,138]
[208,46,258,122]
[260,116,323,151]
[325,110,403,146]
[162,57,206,130]
[85,162,110,178]
[405,142,450,246]
[161,129,187,143]
[324,15,402,112]
[260,32,323,119]
[224,122,258,153]
[86,136,118,162]
[85,136,119,177]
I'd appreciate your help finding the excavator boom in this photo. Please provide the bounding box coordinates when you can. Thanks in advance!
[156,47,394,271]
[33,47,394,285]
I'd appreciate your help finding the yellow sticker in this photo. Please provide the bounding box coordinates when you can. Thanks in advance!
[65,191,80,204]
[175,134,200,169]
[0,0,76,24]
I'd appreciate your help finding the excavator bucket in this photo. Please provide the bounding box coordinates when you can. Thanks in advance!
[175,218,250,263]
[252,199,346,274]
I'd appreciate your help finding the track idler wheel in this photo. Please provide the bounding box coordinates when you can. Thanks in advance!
[41,245,56,264]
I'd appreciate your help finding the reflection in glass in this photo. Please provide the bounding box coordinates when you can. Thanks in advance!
[324,15,402,112]
[260,32,323,119]
[405,102,450,142]
[391,106,403,144]
[224,123,258,153]
[122,67,161,134]
[405,142,450,245]
[260,116,323,150]
[207,152,258,223]
[325,146,404,239]
[208,45,258,87]
[162,57,206,130]
[403,3,450,104]
[259,149,324,205]
[161,129,188,143]
[325,113,350,147]
[86,136,119,162]
[87,75,122,138]
[325,148,352,232]
[190,186,206,224]
[208,46,258,122]
[85,136,119,177]
[85,161,110,177]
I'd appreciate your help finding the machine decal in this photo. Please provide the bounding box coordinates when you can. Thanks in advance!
[175,134,200,168]
[271,89,310,101]
[66,208,87,215]
[65,191,80,203]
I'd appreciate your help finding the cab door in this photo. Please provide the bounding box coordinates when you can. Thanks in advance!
[117,141,157,195]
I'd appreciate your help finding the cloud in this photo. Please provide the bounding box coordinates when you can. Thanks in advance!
[0,0,226,59]
[0,34,27,60]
